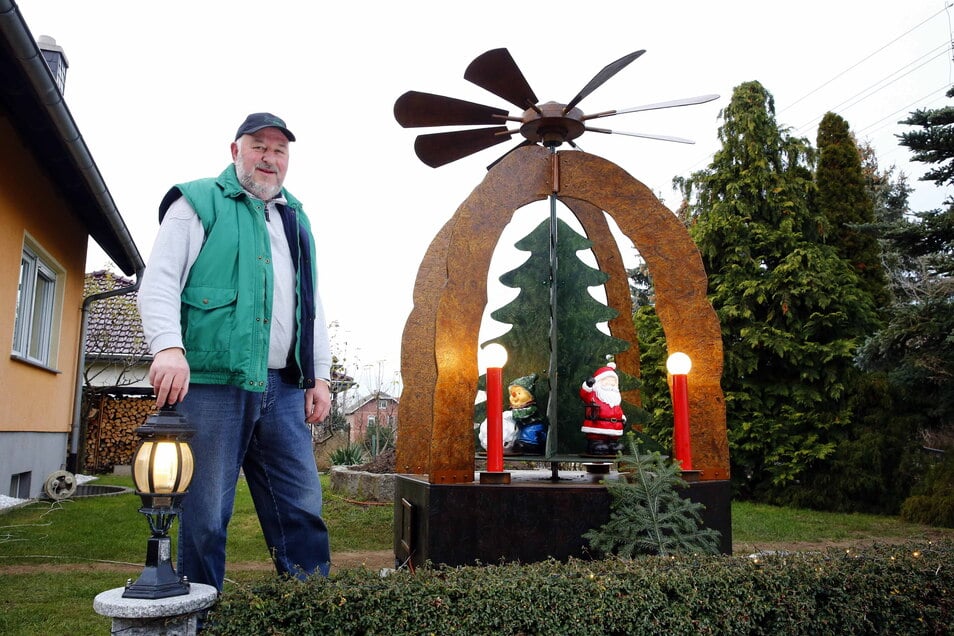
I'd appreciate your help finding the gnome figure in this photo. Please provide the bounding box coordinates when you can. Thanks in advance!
[478,373,548,455]
[579,364,626,456]
[507,373,548,455]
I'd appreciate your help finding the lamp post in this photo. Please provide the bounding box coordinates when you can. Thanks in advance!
[479,343,510,484]
[123,404,195,599]
[666,352,693,471]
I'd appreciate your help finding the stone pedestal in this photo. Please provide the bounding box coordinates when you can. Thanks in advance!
[93,584,217,635]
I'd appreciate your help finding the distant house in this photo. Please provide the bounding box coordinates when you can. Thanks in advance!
[345,391,399,447]
[0,9,143,498]
[83,270,151,391]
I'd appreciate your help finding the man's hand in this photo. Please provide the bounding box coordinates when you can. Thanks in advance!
[305,381,331,423]
[149,348,190,407]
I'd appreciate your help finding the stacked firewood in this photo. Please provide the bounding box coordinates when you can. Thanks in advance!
[84,395,156,472]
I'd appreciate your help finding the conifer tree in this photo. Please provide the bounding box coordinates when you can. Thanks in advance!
[816,112,890,310]
[899,86,954,188]
[583,433,721,557]
[675,81,878,495]
[774,150,926,514]
[482,216,644,454]
[859,91,954,426]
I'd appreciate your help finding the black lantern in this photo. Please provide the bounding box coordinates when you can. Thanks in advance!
[123,404,195,599]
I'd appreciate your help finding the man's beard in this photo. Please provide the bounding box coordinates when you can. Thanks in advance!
[236,160,282,200]
[595,385,622,408]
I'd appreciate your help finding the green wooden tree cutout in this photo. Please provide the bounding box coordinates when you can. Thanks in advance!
[479,215,647,456]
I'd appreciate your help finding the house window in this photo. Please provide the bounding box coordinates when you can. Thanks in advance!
[378,399,389,410]
[367,415,376,427]
[9,471,31,498]
[13,241,61,367]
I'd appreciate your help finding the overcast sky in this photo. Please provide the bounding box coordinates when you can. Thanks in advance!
[16,0,954,393]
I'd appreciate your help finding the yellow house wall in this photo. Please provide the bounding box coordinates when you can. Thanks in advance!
[0,116,90,434]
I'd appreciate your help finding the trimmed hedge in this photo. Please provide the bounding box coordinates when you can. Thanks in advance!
[206,541,952,635]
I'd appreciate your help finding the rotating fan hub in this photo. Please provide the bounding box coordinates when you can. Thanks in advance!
[519,101,584,148]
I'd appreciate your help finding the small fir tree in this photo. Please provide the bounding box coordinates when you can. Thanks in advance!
[583,433,721,557]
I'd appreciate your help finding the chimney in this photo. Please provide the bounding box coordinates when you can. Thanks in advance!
[37,35,69,94]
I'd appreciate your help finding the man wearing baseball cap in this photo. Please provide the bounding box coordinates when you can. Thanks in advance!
[138,112,332,592]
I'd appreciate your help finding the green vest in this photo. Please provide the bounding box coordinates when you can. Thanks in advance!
[169,165,312,391]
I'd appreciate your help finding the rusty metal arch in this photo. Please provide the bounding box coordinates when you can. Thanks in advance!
[396,144,727,483]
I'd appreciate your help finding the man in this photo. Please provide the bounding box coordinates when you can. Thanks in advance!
[579,364,626,455]
[138,112,332,591]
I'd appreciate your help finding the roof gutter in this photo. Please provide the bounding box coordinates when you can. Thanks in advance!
[0,0,144,275]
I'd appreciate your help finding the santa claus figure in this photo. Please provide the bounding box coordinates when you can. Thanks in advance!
[580,364,626,456]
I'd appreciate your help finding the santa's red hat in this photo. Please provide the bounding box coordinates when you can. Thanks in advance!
[593,364,617,381]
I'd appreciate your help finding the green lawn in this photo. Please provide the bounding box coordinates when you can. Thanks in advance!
[732,500,953,548]
[0,473,950,636]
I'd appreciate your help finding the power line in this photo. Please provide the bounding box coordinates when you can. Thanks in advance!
[778,3,951,116]
[792,44,951,135]
[856,85,950,138]
[675,4,953,180]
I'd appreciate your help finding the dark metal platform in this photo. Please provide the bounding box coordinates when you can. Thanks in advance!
[394,470,732,568]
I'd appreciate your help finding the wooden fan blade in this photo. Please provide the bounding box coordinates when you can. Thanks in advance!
[414,126,513,168]
[464,48,539,109]
[584,94,720,120]
[586,126,695,144]
[394,91,511,128]
[564,50,645,113]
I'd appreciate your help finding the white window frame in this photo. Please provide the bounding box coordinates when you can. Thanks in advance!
[13,239,63,368]
[367,415,376,427]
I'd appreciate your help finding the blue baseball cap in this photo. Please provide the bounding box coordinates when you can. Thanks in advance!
[234,112,295,142]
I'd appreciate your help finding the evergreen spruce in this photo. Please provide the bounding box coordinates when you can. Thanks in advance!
[583,433,721,557]
[898,86,954,188]
[860,90,954,432]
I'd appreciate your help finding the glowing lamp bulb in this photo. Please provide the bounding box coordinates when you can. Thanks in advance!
[666,352,692,375]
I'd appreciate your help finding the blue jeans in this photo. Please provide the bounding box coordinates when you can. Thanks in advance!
[176,370,331,591]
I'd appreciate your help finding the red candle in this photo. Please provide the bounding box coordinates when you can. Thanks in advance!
[486,366,504,472]
[667,353,693,470]
[671,373,692,470]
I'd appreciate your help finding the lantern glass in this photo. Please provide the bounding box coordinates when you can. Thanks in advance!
[178,444,194,492]
[132,439,194,495]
